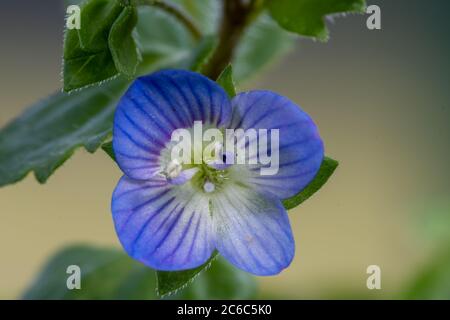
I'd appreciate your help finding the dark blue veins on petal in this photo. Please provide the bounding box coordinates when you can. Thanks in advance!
[229,90,324,199]
[111,175,215,271]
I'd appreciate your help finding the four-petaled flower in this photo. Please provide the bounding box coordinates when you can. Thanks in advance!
[111,70,324,275]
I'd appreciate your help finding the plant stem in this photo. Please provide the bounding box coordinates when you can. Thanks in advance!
[203,0,263,80]
[136,0,202,41]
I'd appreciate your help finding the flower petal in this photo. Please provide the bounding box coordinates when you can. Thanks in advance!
[229,90,324,199]
[113,70,232,180]
[111,176,215,271]
[211,183,295,275]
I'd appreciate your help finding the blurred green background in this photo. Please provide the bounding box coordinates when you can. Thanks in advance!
[0,0,449,299]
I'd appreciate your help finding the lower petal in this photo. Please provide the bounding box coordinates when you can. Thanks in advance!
[111,176,215,271]
[211,183,295,276]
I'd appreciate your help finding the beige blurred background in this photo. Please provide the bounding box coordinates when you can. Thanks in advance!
[1,1,449,298]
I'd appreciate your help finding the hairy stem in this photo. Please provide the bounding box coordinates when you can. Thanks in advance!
[136,0,202,41]
[203,0,263,80]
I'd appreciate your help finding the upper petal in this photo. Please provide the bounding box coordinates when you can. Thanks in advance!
[229,90,324,199]
[211,183,295,276]
[111,176,215,271]
[113,69,232,180]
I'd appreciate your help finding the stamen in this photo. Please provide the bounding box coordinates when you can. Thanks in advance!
[165,159,182,179]
[203,181,215,193]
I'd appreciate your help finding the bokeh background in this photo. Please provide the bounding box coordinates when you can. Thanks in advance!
[1,0,449,299]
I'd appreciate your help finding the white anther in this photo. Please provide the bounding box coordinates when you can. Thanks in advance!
[203,181,215,193]
[165,159,182,179]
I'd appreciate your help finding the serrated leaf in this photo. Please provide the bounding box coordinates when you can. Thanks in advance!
[216,64,237,98]
[0,79,128,187]
[109,5,140,78]
[282,156,338,210]
[266,0,366,41]
[63,0,139,91]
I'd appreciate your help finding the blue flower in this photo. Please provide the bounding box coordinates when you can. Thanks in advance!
[111,70,324,275]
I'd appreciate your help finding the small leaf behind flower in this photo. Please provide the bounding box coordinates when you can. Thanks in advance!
[266,0,366,42]
[101,141,115,161]
[216,64,237,98]
[156,252,218,297]
[169,256,257,300]
[282,156,339,210]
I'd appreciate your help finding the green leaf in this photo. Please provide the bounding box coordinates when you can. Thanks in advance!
[101,141,115,161]
[0,79,128,187]
[282,156,338,210]
[108,5,140,78]
[216,64,237,98]
[266,0,366,41]
[156,252,218,297]
[63,0,139,91]
[22,245,157,300]
[63,27,119,92]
